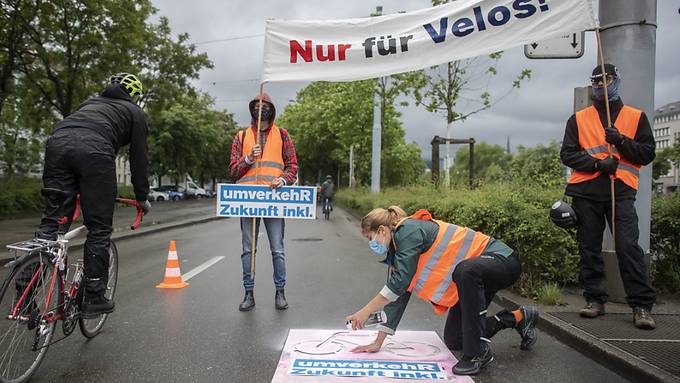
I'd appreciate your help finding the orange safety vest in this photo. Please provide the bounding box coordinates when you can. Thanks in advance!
[237,125,284,185]
[395,210,491,316]
[567,105,642,190]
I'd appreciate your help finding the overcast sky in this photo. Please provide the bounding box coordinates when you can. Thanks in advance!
[151,0,680,159]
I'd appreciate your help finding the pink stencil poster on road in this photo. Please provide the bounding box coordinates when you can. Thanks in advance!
[271,329,473,382]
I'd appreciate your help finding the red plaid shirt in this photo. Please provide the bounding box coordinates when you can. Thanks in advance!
[229,125,298,185]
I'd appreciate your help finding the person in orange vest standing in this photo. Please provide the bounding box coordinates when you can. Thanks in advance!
[560,64,656,329]
[345,206,539,376]
[229,93,298,311]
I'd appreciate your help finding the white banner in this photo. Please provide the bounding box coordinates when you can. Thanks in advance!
[262,0,598,83]
[216,184,317,220]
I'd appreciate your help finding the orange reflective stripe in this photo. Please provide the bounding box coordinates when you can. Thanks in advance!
[239,125,284,185]
[402,210,491,315]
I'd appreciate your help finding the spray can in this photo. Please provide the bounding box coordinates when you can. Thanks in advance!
[346,310,388,330]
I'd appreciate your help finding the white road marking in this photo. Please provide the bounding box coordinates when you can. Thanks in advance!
[183,256,225,281]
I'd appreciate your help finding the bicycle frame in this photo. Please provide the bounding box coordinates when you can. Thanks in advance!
[5,197,142,328]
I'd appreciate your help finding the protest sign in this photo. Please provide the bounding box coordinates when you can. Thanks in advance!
[217,184,317,220]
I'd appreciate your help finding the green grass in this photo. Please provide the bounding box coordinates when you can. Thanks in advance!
[534,282,562,306]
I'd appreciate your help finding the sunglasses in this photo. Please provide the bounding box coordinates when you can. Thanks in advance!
[590,75,614,87]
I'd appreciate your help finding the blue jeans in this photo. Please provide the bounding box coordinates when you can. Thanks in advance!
[240,217,286,290]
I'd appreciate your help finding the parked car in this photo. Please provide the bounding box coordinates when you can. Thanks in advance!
[204,189,216,198]
[157,185,186,201]
[184,181,209,199]
[148,189,170,202]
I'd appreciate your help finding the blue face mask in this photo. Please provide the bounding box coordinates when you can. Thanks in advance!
[369,239,387,255]
[592,75,621,101]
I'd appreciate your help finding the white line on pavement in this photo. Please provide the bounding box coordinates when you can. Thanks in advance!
[183,256,225,281]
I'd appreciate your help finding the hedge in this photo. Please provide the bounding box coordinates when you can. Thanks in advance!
[0,177,44,217]
[651,191,680,294]
[337,183,679,295]
[0,177,136,218]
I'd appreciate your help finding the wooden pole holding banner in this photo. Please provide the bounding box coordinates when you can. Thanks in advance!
[595,28,616,247]
[251,83,265,281]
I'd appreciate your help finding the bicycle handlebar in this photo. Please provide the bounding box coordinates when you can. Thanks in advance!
[116,198,144,230]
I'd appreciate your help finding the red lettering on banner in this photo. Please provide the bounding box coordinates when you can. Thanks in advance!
[289,40,352,63]
[338,44,351,60]
[290,40,313,63]
[316,44,335,61]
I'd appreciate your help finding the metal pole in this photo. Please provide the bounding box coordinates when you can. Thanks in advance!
[445,121,452,187]
[469,139,475,189]
[349,145,354,188]
[599,0,657,302]
[431,137,440,187]
[371,6,383,193]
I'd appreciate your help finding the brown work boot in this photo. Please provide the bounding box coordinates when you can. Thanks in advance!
[633,307,656,330]
[579,301,605,318]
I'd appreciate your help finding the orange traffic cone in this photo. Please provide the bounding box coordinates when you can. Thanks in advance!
[156,240,189,289]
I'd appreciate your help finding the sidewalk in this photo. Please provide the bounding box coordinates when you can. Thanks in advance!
[496,287,680,383]
[1,199,219,264]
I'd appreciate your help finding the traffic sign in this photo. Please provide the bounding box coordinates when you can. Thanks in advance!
[524,32,585,59]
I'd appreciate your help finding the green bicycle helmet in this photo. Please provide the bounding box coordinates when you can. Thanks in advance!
[109,72,143,97]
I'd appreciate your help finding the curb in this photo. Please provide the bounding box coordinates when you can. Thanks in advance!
[494,293,680,383]
[1,215,226,267]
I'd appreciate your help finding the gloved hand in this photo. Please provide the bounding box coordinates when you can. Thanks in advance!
[140,200,151,215]
[595,157,619,175]
[605,125,625,145]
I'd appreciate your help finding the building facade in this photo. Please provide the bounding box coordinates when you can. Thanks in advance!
[653,101,680,194]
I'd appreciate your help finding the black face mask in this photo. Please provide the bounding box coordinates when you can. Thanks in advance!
[250,106,273,122]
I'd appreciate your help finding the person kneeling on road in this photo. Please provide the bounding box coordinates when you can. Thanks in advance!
[346,206,539,376]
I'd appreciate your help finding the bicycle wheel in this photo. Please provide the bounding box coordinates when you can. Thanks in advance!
[79,241,118,338]
[0,251,60,383]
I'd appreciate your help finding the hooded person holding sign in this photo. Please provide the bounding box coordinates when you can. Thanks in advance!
[559,64,656,329]
[346,207,539,376]
[229,93,298,311]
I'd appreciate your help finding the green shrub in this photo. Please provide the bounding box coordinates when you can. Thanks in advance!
[337,183,580,294]
[651,192,680,294]
[0,177,137,218]
[0,177,43,217]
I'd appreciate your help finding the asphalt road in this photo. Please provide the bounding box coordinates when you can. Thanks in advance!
[0,207,629,382]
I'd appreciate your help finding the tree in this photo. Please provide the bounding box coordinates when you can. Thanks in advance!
[654,142,680,180]
[0,0,35,117]
[411,0,531,187]
[277,80,424,186]
[509,141,564,187]
[450,142,511,184]
[0,0,215,180]
[149,93,232,185]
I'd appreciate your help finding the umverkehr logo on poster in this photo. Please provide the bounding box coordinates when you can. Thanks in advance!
[289,359,448,380]
[216,184,317,220]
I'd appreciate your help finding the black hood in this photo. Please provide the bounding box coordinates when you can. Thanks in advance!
[101,83,134,102]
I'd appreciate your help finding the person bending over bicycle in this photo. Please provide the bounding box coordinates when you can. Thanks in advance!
[33,73,151,318]
[321,175,335,212]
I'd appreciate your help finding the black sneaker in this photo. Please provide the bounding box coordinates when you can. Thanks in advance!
[516,306,539,350]
[452,342,494,376]
[81,295,115,319]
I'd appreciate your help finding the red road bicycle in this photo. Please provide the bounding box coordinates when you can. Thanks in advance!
[0,188,142,382]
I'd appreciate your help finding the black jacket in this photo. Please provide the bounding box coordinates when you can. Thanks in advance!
[53,84,149,200]
[560,98,656,201]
